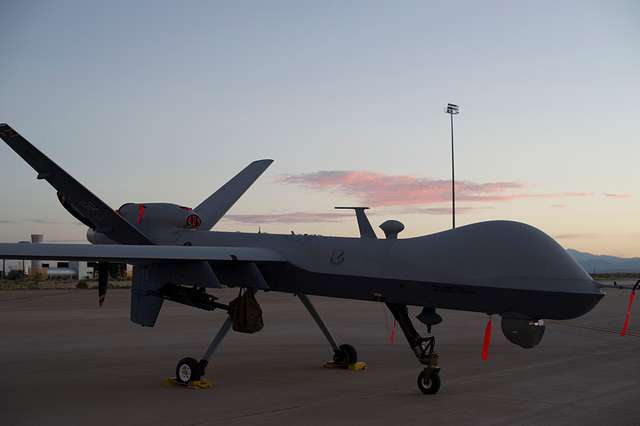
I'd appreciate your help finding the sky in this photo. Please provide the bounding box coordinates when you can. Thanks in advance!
[0,1,639,256]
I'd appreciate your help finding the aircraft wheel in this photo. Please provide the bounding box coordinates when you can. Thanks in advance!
[176,357,202,384]
[417,370,441,394]
[333,344,358,366]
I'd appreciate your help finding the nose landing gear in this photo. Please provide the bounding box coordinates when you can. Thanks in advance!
[410,335,441,394]
[417,367,441,394]
[386,303,442,394]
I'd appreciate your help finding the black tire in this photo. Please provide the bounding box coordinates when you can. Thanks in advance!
[417,370,441,394]
[333,349,347,366]
[339,344,358,365]
[176,357,202,384]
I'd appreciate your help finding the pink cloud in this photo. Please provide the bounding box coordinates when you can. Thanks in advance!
[410,206,491,215]
[554,233,600,240]
[603,193,631,199]
[279,171,592,207]
[223,211,352,224]
[562,192,594,197]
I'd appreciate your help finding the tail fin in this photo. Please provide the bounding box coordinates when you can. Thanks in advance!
[334,206,377,238]
[195,159,273,230]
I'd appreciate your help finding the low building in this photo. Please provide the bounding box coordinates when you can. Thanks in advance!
[1,234,94,280]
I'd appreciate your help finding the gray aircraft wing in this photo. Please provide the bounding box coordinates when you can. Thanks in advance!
[0,243,284,264]
[0,124,152,245]
[195,159,273,230]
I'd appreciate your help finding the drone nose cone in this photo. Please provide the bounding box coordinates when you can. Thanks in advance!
[406,221,604,319]
[561,279,604,318]
[458,221,605,319]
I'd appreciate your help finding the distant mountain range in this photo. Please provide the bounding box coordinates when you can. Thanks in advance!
[567,249,640,273]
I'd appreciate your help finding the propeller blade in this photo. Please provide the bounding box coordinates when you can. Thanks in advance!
[482,316,492,361]
[98,262,109,307]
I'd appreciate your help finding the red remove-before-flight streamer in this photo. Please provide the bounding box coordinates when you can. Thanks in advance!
[482,317,492,361]
[137,204,146,225]
[619,280,638,337]
[389,319,397,344]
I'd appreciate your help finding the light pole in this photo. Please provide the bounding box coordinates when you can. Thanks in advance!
[445,103,460,229]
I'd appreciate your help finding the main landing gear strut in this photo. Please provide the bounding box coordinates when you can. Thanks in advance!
[297,293,359,367]
[175,316,233,384]
[157,285,233,385]
[386,303,441,394]
[173,290,359,385]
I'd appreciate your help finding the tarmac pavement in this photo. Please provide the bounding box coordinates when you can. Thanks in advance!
[0,285,639,425]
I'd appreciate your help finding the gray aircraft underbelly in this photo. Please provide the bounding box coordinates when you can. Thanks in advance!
[163,221,603,320]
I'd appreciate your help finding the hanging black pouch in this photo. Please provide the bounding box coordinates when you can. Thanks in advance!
[228,288,264,333]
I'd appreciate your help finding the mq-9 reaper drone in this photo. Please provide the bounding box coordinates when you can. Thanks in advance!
[0,123,612,394]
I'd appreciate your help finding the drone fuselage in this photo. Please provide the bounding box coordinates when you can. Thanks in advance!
[91,220,603,321]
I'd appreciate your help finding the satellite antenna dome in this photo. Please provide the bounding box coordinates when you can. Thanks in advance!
[379,220,405,239]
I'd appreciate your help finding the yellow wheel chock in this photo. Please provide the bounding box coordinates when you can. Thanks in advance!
[323,361,368,371]
[163,377,212,390]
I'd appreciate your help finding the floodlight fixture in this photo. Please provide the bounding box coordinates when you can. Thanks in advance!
[446,103,460,115]
[445,103,461,229]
